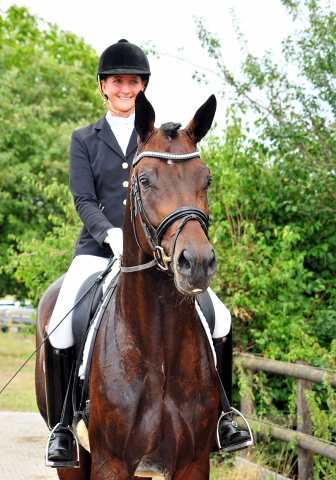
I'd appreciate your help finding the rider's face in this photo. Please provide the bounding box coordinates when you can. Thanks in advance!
[102,75,144,117]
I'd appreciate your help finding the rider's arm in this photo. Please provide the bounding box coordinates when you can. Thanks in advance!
[69,129,113,248]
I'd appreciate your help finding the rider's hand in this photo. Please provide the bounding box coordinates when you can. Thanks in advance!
[104,228,123,258]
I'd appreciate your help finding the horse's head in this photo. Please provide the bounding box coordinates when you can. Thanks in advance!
[125,91,217,295]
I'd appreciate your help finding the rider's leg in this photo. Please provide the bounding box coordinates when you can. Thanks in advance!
[214,328,251,451]
[203,288,252,452]
[45,254,109,465]
[44,335,74,462]
[48,255,109,348]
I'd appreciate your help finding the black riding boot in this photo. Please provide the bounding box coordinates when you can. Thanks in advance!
[196,292,252,453]
[44,333,75,465]
[213,329,253,453]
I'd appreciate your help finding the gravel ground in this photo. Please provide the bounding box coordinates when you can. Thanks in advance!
[0,411,58,480]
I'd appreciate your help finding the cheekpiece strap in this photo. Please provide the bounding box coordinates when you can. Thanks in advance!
[133,150,200,166]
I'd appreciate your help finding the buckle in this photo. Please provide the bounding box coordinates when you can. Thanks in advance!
[154,246,171,270]
[216,407,254,453]
[45,423,80,468]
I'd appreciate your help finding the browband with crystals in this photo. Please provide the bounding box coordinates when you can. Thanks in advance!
[133,150,200,166]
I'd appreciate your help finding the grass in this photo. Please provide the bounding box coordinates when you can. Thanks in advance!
[210,455,267,480]
[0,332,38,411]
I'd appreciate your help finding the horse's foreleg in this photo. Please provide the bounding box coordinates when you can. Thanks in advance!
[56,445,91,480]
[172,450,211,480]
[90,454,131,480]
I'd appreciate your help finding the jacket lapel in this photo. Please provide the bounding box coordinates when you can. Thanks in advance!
[126,129,138,157]
[96,115,125,159]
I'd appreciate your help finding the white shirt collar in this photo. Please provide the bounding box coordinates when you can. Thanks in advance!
[105,112,135,155]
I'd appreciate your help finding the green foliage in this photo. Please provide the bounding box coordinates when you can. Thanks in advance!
[202,105,335,478]
[194,2,336,475]
[5,179,81,307]
[0,5,104,298]
[204,111,336,359]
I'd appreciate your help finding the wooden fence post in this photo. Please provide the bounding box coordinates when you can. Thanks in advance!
[240,367,255,460]
[8,313,12,340]
[297,361,314,480]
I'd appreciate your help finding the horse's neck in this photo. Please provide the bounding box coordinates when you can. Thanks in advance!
[116,201,201,358]
[113,265,202,370]
[117,267,196,335]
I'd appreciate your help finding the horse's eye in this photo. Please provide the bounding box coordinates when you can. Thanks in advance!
[139,176,150,188]
[206,176,212,189]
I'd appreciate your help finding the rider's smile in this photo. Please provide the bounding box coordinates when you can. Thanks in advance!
[101,74,144,116]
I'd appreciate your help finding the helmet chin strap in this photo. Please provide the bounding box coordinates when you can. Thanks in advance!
[97,75,136,116]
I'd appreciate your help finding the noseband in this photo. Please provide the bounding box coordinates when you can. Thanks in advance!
[121,150,209,273]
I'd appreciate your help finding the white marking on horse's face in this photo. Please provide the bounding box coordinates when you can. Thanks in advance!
[167,159,174,165]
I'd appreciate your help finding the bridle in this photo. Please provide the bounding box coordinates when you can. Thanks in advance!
[121,149,210,273]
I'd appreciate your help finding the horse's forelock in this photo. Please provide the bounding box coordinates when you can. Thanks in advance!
[159,122,182,140]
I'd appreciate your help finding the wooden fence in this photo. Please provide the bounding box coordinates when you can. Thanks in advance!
[234,354,336,479]
[0,311,35,339]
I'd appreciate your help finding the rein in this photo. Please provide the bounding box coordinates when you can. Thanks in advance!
[121,149,209,273]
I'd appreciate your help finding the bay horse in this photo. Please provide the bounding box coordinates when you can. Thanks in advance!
[35,91,219,480]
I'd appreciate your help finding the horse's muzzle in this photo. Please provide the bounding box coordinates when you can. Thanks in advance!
[174,241,217,295]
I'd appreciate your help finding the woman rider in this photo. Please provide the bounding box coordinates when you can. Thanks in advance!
[45,39,251,467]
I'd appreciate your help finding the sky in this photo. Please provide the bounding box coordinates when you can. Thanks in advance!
[1,0,333,132]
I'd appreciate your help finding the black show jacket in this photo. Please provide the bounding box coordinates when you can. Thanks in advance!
[70,114,137,258]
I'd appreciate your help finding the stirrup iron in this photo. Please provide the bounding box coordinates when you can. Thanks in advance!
[216,407,254,453]
[45,423,80,468]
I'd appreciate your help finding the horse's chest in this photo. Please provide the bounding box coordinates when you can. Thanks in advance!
[129,372,217,447]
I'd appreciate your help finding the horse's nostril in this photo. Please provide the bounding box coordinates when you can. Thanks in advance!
[177,250,191,274]
[207,250,217,275]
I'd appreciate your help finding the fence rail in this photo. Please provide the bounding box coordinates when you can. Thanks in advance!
[234,354,336,479]
[236,354,336,388]
[0,311,35,339]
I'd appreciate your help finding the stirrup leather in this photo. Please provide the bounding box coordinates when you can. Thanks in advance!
[216,407,254,453]
[45,423,80,468]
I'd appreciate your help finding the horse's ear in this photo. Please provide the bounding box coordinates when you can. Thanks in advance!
[135,90,156,142]
[185,95,217,144]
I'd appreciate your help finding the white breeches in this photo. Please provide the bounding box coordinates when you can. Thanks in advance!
[48,255,110,348]
[48,254,232,351]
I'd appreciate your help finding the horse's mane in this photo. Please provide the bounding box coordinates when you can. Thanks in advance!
[160,122,182,140]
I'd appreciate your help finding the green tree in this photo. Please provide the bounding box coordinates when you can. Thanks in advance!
[193,0,336,354]
[0,5,104,298]
[193,2,336,474]
[6,179,81,306]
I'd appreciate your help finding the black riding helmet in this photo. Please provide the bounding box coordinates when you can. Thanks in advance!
[97,39,151,92]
